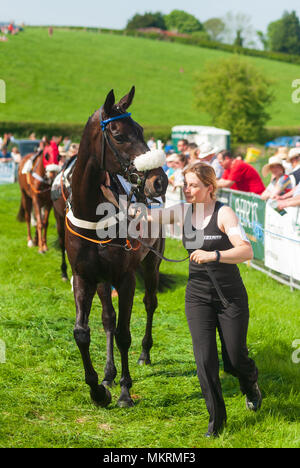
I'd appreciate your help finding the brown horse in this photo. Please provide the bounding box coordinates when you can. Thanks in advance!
[18,151,61,253]
[64,87,168,408]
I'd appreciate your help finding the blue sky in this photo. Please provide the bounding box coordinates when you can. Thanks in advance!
[2,0,300,32]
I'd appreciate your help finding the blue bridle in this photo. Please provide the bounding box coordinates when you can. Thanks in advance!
[100,112,132,131]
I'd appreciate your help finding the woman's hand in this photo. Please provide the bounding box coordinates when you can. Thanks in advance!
[190,250,216,264]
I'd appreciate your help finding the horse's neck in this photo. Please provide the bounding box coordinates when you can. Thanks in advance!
[33,155,45,179]
[72,152,106,221]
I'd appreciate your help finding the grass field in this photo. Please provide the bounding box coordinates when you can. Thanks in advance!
[0,182,299,448]
[1,27,300,130]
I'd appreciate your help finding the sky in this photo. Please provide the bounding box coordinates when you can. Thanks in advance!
[1,0,300,33]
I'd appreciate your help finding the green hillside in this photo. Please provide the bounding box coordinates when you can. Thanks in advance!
[0,27,300,133]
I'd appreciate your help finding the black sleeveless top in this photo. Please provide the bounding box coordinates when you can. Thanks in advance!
[292,167,300,186]
[182,201,244,291]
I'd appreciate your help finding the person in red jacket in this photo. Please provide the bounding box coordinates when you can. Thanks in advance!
[217,151,265,195]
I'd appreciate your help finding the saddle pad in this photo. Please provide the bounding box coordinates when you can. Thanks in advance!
[51,157,77,201]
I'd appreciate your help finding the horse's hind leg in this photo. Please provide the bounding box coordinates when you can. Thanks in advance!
[54,209,68,280]
[73,275,111,407]
[138,250,161,366]
[115,272,135,407]
[97,282,117,387]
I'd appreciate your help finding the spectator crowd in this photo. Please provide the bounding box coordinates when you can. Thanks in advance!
[0,22,22,41]
[153,136,300,211]
[0,132,79,168]
[1,130,300,210]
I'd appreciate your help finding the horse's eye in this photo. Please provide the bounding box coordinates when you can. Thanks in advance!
[113,134,125,143]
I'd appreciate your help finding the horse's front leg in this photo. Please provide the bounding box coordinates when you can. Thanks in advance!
[115,272,135,407]
[32,198,44,253]
[97,282,117,387]
[138,251,160,365]
[73,274,111,407]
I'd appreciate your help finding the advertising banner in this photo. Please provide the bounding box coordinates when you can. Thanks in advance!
[0,161,16,184]
[265,204,300,281]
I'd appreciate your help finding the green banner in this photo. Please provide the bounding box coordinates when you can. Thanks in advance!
[218,189,265,261]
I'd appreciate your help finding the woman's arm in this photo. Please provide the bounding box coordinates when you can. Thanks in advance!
[277,195,300,209]
[146,203,185,226]
[190,206,253,265]
[219,205,253,263]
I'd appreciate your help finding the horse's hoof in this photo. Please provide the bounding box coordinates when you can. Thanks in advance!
[102,380,117,388]
[62,276,68,282]
[27,240,34,248]
[117,397,134,408]
[90,385,111,408]
[38,250,45,255]
[137,357,151,366]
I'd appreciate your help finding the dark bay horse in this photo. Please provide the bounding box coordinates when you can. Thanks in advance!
[18,152,61,253]
[64,87,168,408]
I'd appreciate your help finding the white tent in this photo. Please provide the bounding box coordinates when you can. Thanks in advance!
[172,125,230,151]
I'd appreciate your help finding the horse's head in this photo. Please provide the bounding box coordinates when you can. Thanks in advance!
[83,87,168,201]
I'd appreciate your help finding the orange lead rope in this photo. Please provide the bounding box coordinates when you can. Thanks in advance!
[65,210,141,250]
[65,211,113,245]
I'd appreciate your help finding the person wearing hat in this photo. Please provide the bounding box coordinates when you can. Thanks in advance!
[273,146,292,174]
[199,143,224,179]
[287,148,300,187]
[261,155,292,200]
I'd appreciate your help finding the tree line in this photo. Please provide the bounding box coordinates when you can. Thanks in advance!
[126,9,300,55]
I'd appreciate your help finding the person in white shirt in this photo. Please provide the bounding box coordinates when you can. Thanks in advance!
[10,146,21,163]
[198,143,224,179]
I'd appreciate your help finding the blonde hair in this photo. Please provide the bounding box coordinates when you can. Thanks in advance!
[183,162,218,200]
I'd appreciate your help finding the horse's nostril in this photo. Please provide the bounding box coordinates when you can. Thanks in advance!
[154,178,163,193]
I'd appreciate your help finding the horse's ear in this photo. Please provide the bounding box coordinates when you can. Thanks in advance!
[117,86,135,111]
[103,89,115,116]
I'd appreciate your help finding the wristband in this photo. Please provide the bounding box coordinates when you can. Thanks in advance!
[215,250,221,263]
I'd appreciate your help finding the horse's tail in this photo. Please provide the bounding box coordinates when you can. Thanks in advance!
[157,272,176,292]
[17,201,25,222]
[136,267,175,292]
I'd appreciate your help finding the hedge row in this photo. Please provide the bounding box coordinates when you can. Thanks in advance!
[122,30,300,66]
[1,121,299,145]
[29,25,300,66]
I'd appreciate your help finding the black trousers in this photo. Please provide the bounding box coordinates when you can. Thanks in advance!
[185,282,258,434]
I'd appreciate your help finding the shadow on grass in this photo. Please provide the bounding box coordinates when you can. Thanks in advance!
[135,271,188,293]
